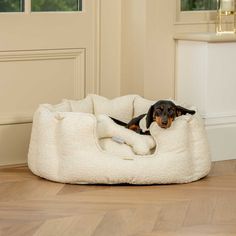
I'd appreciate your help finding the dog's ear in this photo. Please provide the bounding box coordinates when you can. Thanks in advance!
[176,105,195,116]
[146,105,154,129]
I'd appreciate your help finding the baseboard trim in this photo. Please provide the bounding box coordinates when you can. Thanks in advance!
[204,113,236,126]
[0,163,27,169]
[206,123,236,161]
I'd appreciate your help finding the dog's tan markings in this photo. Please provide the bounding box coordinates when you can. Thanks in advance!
[167,117,174,128]
[129,124,140,131]
[155,116,162,127]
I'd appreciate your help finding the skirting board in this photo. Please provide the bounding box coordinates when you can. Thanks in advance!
[206,123,236,162]
[0,163,27,169]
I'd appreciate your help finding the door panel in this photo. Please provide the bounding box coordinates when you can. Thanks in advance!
[0,1,98,94]
[0,49,85,125]
[0,0,99,166]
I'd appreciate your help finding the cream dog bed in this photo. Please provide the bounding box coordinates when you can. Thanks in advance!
[28,94,211,184]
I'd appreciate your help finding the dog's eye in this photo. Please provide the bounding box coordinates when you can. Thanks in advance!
[156,108,162,114]
[168,108,174,115]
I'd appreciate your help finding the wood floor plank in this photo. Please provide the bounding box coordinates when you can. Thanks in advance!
[209,160,236,176]
[0,179,63,202]
[34,213,105,236]
[154,201,189,231]
[212,194,236,224]
[58,184,111,195]
[183,197,217,226]
[1,221,43,236]
[92,209,133,236]
[0,160,236,236]
[125,205,161,235]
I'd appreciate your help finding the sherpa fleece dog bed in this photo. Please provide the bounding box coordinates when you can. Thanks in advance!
[28,94,211,184]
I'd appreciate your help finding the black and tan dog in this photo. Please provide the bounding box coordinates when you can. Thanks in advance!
[111,100,195,135]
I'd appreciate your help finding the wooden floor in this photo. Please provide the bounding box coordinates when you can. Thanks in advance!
[0,161,236,236]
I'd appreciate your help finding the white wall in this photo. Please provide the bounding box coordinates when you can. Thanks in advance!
[120,0,217,100]
[100,0,121,98]
[176,39,236,161]
[121,0,145,96]
[121,0,176,99]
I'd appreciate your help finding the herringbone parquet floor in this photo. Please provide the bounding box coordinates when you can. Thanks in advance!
[0,160,236,236]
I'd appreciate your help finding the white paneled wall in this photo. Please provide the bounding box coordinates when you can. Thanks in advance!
[176,36,236,161]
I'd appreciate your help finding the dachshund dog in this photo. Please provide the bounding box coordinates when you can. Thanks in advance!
[111,100,195,135]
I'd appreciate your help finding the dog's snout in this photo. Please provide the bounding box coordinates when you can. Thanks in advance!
[162,120,168,125]
[161,117,168,125]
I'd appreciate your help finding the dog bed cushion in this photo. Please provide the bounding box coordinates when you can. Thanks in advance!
[63,96,94,114]
[28,94,211,184]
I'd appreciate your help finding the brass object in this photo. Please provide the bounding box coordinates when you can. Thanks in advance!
[216,0,236,33]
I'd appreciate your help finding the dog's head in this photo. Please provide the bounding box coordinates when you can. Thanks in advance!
[146,100,195,129]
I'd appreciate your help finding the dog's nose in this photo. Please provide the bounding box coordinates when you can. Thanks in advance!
[162,120,168,125]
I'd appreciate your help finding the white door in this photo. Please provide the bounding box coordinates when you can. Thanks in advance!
[0,0,100,166]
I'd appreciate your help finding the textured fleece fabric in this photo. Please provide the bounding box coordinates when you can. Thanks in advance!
[28,94,211,184]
